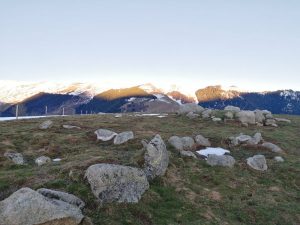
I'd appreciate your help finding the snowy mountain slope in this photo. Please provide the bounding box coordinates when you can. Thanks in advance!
[0,81,106,103]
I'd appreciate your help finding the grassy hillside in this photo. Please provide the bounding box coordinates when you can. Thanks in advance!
[0,113,299,225]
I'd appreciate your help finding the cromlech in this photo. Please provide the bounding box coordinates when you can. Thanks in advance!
[0,1,299,225]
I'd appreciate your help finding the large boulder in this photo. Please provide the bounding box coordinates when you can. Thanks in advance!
[168,136,184,151]
[224,105,240,113]
[85,164,149,204]
[144,135,169,180]
[35,156,51,166]
[262,142,283,153]
[4,152,25,165]
[195,134,211,147]
[236,111,256,125]
[247,133,263,145]
[113,131,134,145]
[178,103,204,114]
[39,120,53,130]
[246,155,268,171]
[37,188,85,209]
[254,110,265,123]
[94,129,117,141]
[206,154,235,168]
[0,188,84,225]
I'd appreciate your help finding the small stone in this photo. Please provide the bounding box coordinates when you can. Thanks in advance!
[39,120,53,130]
[63,125,81,129]
[206,154,235,168]
[275,118,291,123]
[262,142,283,153]
[247,155,268,171]
[113,131,134,145]
[224,106,241,113]
[94,129,117,141]
[195,135,211,147]
[274,156,284,162]
[4,152,25,165]
[186,112,200,119]
[180,150,197,159]
[35,156,51,166]
[182,137,195,150]
[168,136,184,151]
[224,111,234,119]
[212,117,222,122]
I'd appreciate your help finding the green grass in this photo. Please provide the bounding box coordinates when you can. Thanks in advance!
[0,113,299,225]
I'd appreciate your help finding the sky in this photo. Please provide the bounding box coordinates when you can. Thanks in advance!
[0,0,299,92]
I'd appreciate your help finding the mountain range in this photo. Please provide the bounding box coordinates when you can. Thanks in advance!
[1,81,300,116]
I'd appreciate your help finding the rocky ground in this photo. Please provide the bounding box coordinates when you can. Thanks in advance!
[0,112,299,225]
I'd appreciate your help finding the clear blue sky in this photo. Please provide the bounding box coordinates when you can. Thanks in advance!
[0,0,299,91]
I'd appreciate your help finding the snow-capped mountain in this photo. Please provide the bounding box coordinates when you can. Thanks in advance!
[0,80,300,116]
[0,81,106,103]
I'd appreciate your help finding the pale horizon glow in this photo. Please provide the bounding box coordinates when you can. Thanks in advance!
[0,1,299,91]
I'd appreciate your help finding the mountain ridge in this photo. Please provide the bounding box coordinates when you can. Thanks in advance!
[1,81,300,116]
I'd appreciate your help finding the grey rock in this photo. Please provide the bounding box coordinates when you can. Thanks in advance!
[195,134,211,147]
[35,156,51,166]
[236,111,256,125]
[236,134,252,143]
[224,105,240,113]
[274,156,284,162]
[202,109,213,118]
[265,113,273,119]
[94,129,117,141]
[230,133,263,146]
[265,119,277,127]
[262,110,272,115]
[247,155,268,171]
[178,103,204,114]
[182,136,195,150]
[247,132,263,145]
[262,142,283,153]
[4,152,25,165]
[207,154,235,168]
[113,131,134,145]
[37,188,85,209]
[168,136,184,151]
[186,112,200,119]
[144,134,169,180]
[85,164,149,204]
[212,117,222,122]
[0,188,84,225]
[254,110,265,123]
[275,118,291,123]
[180,150,197,159]
[39,120,53,130]
[63,125,81,129]
[241,122,249,127]
[224,111,234,119]
[253,132,263,142]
